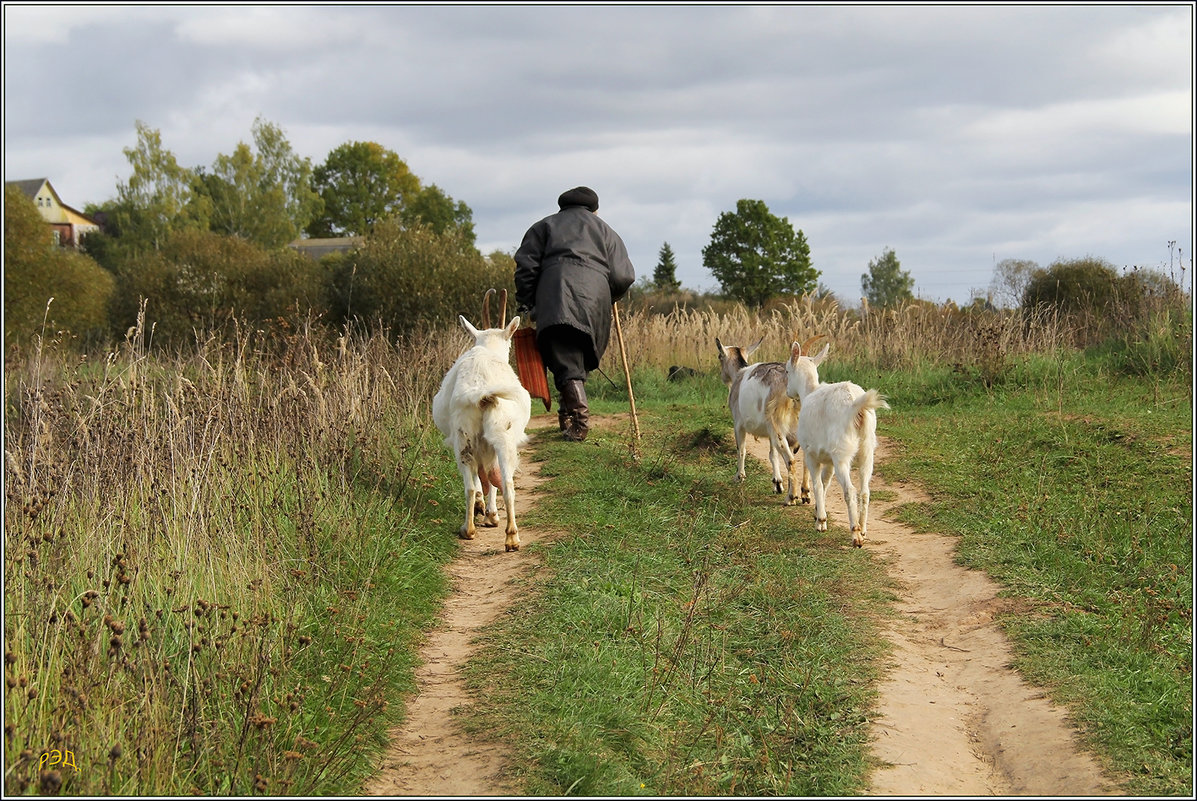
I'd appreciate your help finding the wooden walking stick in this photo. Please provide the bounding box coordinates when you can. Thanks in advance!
[612,301,642,460]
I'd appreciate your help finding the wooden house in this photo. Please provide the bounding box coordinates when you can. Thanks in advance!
[6,178,100,248]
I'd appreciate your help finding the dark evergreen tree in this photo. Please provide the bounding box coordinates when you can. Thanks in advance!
[653,241,681,290]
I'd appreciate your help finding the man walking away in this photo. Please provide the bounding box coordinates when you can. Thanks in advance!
[514,186,636,442]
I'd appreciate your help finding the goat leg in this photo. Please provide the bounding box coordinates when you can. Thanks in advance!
[479,466,502,527]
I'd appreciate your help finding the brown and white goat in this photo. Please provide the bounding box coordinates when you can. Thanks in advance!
[432,290,531,552]
[716,337,810,506]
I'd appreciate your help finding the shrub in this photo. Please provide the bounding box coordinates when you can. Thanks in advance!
[110,228,326,347]
[328,219,513,335]
[1020,257,1120,345]
[4,185,115,346]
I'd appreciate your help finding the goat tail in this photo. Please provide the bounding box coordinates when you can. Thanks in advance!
[766,390,801,430]
[852,389,890,430]
[478,392,531,450]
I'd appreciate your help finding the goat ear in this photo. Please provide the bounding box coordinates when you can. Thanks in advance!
[790,341,802,361]
[813,342,830,365]
[715,337,725,354]
[459,315,479,338]
[504,316,520,338]
[745,338,763,356]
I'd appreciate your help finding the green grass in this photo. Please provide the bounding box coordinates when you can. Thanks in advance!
[457,352,1191,796]
[460,396,897,796]
[5,317,1190,796]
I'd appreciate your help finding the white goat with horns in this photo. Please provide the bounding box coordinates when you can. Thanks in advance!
[716,336,817,506]
[785,340,889,548]
[432,288,531,552]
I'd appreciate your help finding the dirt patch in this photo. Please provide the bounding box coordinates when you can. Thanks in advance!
[846,437,1117,796]
[363,420,1119,796]
[362,411,560,796]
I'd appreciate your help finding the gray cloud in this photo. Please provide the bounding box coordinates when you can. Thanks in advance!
[4,3,1191,304]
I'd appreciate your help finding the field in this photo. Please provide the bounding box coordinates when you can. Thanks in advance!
[3,297,1192,795]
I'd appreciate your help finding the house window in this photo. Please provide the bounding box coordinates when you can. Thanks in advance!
[51,230,60,245]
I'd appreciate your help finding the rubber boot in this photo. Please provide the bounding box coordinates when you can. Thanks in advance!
[559,380,590,442]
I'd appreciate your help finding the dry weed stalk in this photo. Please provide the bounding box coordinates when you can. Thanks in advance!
[2,316,458,795]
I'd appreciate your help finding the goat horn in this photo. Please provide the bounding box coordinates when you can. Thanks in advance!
[498,288,508,327]
[799,333,827,353]
[483,288,496,329]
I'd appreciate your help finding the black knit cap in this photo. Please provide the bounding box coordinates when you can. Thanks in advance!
[557,186,599,212]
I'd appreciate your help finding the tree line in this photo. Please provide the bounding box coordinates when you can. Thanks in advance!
[4,116,1185,350]
[5,119,508,348]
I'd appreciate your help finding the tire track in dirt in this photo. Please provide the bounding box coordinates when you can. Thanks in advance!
[364,419,1119,796]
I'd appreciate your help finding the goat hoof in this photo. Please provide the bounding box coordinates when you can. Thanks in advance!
[852,528,865,548]
[815,517,828,532]
[458,528,476,540]
[483,512,500,527]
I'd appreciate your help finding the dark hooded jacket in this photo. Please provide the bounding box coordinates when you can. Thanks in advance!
[513,204,636,367]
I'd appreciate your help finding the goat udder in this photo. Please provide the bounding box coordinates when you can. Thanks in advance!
[480,466,502,491]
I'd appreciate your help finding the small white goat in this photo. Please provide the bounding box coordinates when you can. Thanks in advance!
[785,340,889,547]
[716,337,810,506]
[432,298,531,552]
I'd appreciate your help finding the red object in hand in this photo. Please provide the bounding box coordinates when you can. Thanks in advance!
[513,327,552,411]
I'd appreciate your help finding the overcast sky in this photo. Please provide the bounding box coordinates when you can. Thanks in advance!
[4,3,1193,304]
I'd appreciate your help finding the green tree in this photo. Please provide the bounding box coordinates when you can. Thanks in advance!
[4,185,115,344]
[307,141,420,237]
[653,241,681,291]
[861,247,914,308]
[108,120,209,255]
[199,117,321,249]
[401,183,476,247]
[702,199,816,307]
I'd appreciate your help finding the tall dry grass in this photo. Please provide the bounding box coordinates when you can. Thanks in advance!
[618,296,1074,383]
[3,304,467,795]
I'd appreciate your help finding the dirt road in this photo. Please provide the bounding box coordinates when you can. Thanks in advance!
[364,416,1118,796]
